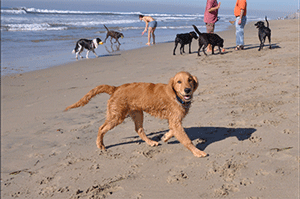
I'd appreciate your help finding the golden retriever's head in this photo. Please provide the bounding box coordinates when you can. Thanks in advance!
[169,71,198,102]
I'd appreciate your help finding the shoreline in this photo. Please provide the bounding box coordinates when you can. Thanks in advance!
[0,16,290,78]
[1,19,299,198]
[0,16,235,77]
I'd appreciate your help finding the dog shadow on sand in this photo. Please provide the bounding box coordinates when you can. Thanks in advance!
[188,43,280,56]
[226,43,281,51]
[107,126,256,151]
[181,126,255,151]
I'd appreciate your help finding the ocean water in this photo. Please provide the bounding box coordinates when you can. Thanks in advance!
[1,6,265,76]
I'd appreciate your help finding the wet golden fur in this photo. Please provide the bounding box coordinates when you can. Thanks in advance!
[65,71,207,157]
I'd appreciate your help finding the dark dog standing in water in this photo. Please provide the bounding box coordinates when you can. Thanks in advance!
[104,25,124,45]
[173,31,198,55]
[254,16,271,51]
[192,25,224,56]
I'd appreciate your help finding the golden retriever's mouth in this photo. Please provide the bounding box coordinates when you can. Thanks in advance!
[179,93,192,102]
[175,92,193,108]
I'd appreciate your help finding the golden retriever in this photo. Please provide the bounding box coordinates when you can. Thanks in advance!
[65,71,207,157]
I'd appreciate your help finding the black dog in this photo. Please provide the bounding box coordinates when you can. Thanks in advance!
[104,25,124,45]
[254,16,271,51]
[72,38,103,59]
[173,31,198,55]
[192,25,224,56]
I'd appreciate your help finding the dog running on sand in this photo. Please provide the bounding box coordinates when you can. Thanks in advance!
[65,71,208,158]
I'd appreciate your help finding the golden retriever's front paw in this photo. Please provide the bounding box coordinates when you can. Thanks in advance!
[193,150,207,158]
[147,140,159,147]
[96,142,106,150]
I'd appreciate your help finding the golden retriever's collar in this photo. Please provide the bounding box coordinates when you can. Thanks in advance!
[176,94,191,109]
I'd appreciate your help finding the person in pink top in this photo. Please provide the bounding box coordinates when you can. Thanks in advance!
[204,0,221,52]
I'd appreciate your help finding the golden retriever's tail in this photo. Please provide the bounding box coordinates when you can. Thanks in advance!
[65,85,117,111]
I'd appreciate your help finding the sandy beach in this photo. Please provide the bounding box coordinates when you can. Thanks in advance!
[1,19,299,198]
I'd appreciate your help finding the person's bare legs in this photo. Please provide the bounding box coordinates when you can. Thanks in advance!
[207,44,212,52]
[206,23,214,52]
[146,27,153,45]
[151,27,156,45]
[146,27,156,45]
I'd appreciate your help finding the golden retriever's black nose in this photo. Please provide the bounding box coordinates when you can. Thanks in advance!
[184,88,191,94]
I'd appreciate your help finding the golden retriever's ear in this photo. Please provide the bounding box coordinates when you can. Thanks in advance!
[168,77,174,90]
[192,75,198,91]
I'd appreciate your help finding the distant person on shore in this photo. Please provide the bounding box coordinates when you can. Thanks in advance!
[234,0,247,50]
[204,0,221,52]
[139,15,157,46]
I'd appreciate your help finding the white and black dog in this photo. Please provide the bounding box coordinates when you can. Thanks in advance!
[72,38,103,59]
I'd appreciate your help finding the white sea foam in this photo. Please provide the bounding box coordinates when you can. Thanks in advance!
[6,23,67,31]
[1,9,27,14]
[11,7,143,16]
[66,19,140,27]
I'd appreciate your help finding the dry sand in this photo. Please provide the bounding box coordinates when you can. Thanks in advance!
[1,19,299,198]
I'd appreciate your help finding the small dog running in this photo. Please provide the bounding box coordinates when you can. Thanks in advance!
[254,16,271,51]
[104,25,124,45]
[192,25,224,56]
[173,31,198,55]
[72,38,103,59]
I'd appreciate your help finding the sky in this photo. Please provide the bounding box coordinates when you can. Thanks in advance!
[2,0,299,17]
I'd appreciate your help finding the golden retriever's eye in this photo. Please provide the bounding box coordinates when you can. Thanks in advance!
[177,81,182,84]
[188,78,192,82]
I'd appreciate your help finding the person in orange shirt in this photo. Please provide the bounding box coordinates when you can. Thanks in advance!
[234,0,247,50]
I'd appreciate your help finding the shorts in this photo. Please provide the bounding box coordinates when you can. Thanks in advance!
[149,21,157,28]
[205,23,215,33]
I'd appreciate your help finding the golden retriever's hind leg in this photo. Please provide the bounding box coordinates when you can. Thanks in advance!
[96,122,110,150]
[96,114,126,150]
[130,111,159,147]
